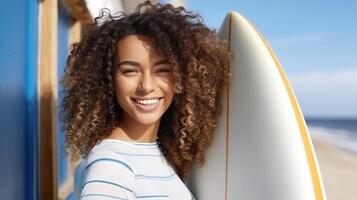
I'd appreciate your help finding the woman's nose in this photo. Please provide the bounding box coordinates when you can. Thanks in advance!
[137,72,156,93]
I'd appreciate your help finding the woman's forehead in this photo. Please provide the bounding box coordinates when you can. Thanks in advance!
[115,35,166,64]
[117,35,153,49]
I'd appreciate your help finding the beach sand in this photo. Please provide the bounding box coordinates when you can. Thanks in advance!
[312,139,357,200]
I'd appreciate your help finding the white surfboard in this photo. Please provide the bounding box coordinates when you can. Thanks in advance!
[187,12,326,200]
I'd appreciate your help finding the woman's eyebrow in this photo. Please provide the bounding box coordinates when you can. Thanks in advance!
[117,60,141,67]
[154,59,170,66]
[116,59,170,68]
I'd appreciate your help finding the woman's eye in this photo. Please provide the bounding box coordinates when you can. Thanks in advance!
[156,68,172,74]
[122,69,139,75]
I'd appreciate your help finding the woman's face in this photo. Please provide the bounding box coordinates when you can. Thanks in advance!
[113,35,174,125]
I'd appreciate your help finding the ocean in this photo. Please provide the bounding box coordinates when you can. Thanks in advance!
[306,118,357,154]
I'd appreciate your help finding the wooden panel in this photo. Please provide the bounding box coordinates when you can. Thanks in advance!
[69,20,82,45]
[38,0,58,199]
[58,19,82,200]
[63,0,92,25]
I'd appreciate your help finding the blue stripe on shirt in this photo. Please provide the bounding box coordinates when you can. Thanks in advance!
[135,173,176,180]
[82,180,172,199]
[85,158,133,173]
[81,193,128,200]
[82,179,134,194]
[136,194,169,198]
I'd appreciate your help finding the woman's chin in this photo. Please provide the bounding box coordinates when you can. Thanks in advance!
[133,113,162,125]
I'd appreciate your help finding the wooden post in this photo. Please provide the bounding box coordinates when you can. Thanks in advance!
[58,19,82,200]
[38,0,58,199]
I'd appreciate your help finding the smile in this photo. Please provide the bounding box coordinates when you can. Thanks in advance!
[133,98,162,105]
[131,97,163,112]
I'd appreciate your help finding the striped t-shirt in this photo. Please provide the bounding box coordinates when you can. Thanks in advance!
[80,138,195,200]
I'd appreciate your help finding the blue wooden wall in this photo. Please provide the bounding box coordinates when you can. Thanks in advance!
[0,0,39,199]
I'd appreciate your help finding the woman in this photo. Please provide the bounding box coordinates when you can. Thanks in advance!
[61,2,230,199]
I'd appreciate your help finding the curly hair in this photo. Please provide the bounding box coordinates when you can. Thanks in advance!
[60,1,230,181]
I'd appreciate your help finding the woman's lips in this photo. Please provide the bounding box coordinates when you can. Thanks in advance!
[131,98,163,112]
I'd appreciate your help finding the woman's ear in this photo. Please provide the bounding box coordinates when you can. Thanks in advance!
[174,82,183,94]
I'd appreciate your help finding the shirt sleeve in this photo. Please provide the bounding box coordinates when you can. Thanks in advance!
[80,150,136,200]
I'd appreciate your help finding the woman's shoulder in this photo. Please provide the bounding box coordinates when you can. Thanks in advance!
[84,138,163,173]
[84,140,134,174]
[82,141,136,188]
[81,140,137,199]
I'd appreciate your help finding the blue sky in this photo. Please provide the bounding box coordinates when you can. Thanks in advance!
[186,0,357,118]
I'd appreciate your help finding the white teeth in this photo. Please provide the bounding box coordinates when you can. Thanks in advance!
[134,98,160,105]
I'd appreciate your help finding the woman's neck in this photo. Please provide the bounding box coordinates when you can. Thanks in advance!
[108,115,160,143]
